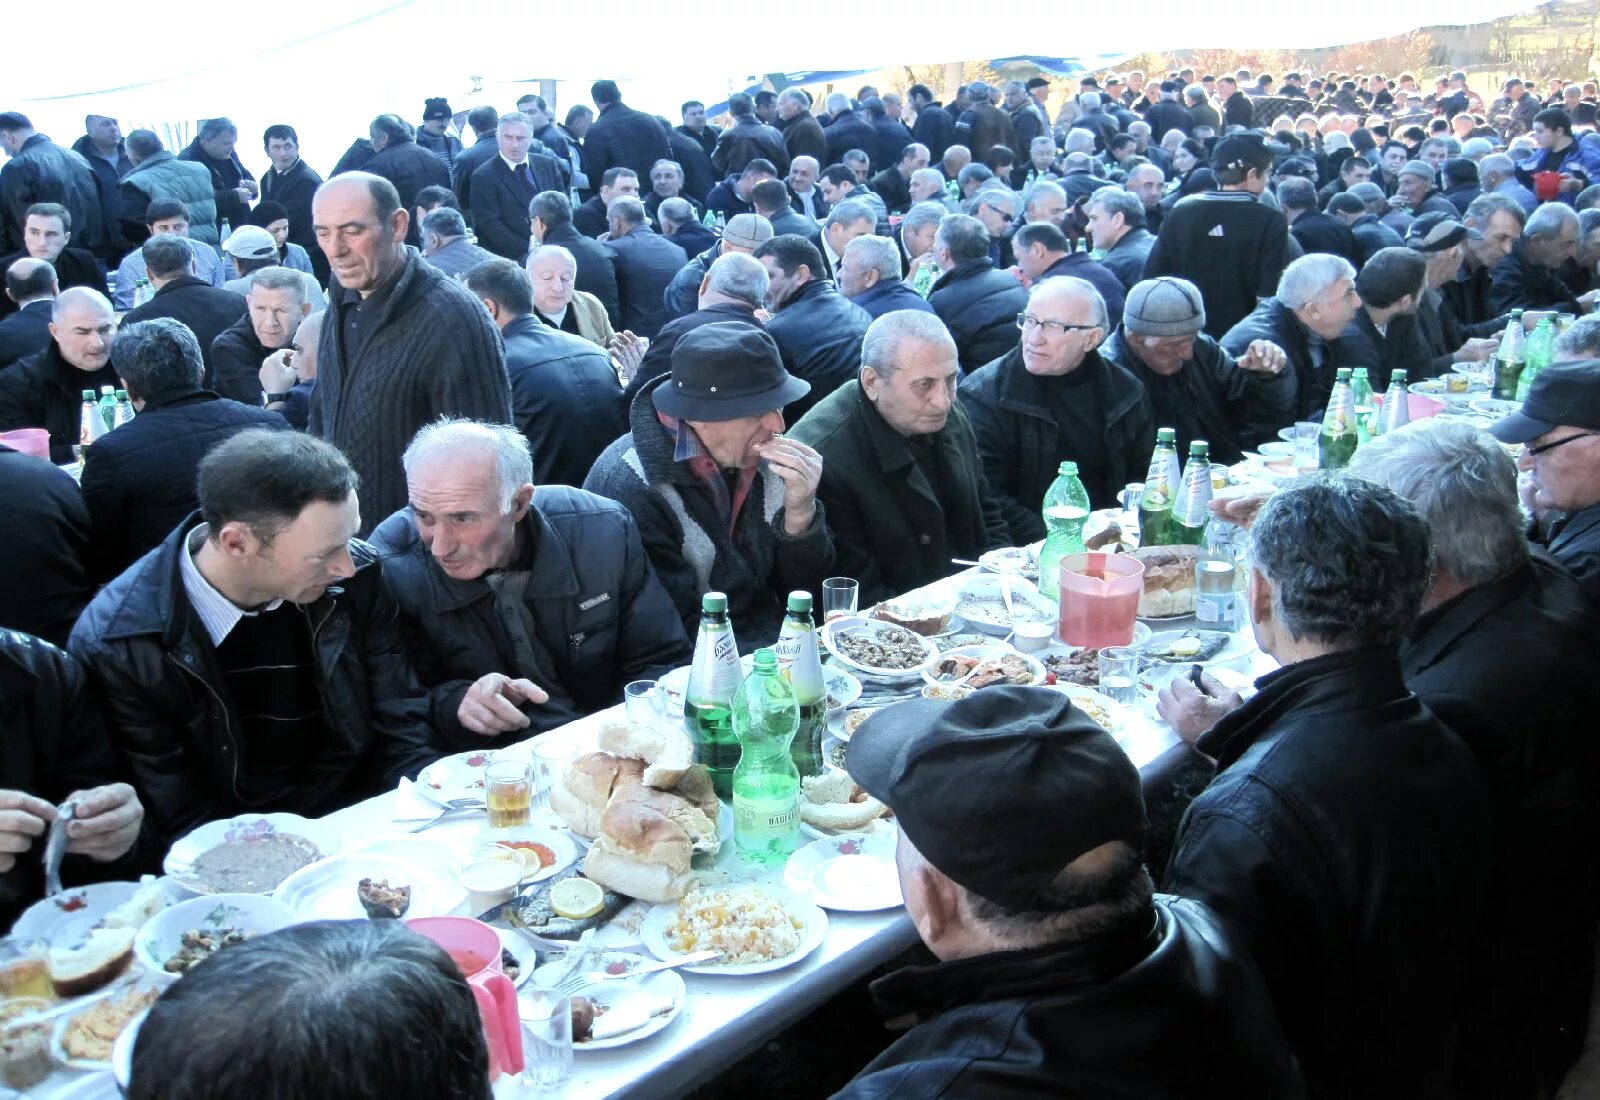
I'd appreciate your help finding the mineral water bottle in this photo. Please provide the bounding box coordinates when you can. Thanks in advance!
[97,386,116,431]
[1318,369,1358,469]
[772,592,826,779]
[731,649,801,867]
[1349,367,1374,442]
[1170,440,1212,545]
[1038,461,1089,599]
[684,592,740,801]
[701,209,717,228]
[77,390,104,458]
[1516,317,1555,401]
[912,258,937,297]
[1376,370,1410,435]
[1138,428,1182,546]
[1493,310,1525,400]
[113,389,135,427]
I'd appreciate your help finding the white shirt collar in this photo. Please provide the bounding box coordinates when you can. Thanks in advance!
[178,524,283,646]
[501,153,528,172]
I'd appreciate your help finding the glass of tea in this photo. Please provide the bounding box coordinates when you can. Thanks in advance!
[822,577,860,622]
[485,760,533,828]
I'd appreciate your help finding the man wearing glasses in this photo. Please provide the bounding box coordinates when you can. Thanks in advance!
[960,276,1154,542]
[970,186,1019,268]
[1492,359,1600,601]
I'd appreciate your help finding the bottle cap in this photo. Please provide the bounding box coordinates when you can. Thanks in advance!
[1391,370,1408,383]
[100,386,114,395]
[114,389,127,399]
[1189,440,1210,455]
[786,591,813,614]
[1057,461,1079,475]
[701,592,728,613]
[1156,427,1176,443]
[81,390,94,401]
[751,648,777,669]
[1336,367,1352,381]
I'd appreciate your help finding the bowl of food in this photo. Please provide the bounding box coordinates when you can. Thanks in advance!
[164,813,339,896]
[954,575,1054,635]
[924,645,1046,689]
[134,893,298,980]
[821,616,940,681]
[0,996,55,1091]
[920,682,975,701]
[871,592,959,636]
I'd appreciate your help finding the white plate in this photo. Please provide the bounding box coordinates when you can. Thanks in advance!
[13,879,180,950]
[272,852,465,921]
[477,826,581,884]
[953,575,1054,634]
[978,546,1039,581]
[494,926,536,988]
[658,660,859,714]
[112,1006,148,1092]
[163,813,339,895]
[52,977,162,1070]
[921,644,1046,688]
[783,835,902,911]
[640,887,828,976]
[414,748,498,808]
[528,951,686,1050]
[1140,628,1256,668]
[1470,396,1519,418]
[821,616,941,681]
[134,892,298,979]
[1049,684,1131,736]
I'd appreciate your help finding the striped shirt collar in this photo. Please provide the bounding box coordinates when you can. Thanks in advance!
[178,524,283,647]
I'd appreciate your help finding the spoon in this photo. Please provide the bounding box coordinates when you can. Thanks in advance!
[998,576,1016,625]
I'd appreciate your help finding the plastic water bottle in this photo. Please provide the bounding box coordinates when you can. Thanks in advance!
[912,259,937,298]
[1170,440,1213,544]
[77,389,104,458]
[113,389,135,427]
[1037,461,1090,599]
[97,386,117,431]
[1516,317,1556,401]
[771,592,825,779]
[1376,370,1411,435]
[1138,428,1182,546]
[730,649,801,867]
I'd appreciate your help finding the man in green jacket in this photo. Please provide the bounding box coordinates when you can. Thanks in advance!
[790,310,1010,605]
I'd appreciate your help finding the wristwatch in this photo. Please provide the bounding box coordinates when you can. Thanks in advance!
[262,391,293,404]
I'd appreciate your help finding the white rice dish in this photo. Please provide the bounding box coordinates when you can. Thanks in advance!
[664,885,805,965]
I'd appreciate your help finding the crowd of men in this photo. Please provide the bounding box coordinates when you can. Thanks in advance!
[4,64,1600,1098]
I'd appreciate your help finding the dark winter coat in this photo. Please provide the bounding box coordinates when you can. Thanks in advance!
[622,301,763,411]
[539,222,621,327]
[471,156,563,261]
[1288,210,1363,268]
[779,113,829,167]
[122,275,246,386]
[0,247,108,321]
[499,313,625,487]
[661,245,719,324]
[1536,502,1600,606]
[954,104,1017,167]
[1490,239,1586,315]
[762,279,872,423]
[1350,213,1405,264]
[259,157,325,282]
[868,116,914,175]
[177,138,255,230]
[665,128,719,205]
[365,137,451,247]
[1144,190,1289,338]
[1220,296,1351,421]
[711,118,790,178]
[0,342,120,463]
[1036,252,1127,327]
[910,103,957,161]
[824,109,880,170]
[605,226,687,339]
[926,259,1028,372]
[451,133,500,216]
[208,314,279,406]
[0,135,109,256]
[0,447,92,647]
[1099,227,1156,290]
[846,279,936,320]
[582,102,672,187]
[0,299,53,369]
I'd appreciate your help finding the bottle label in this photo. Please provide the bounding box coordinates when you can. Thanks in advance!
[1195,590,1235,625]
[686,628,739,705]
[772,622,824,703]
[1176,463,1212,525]
[734,798,800,839]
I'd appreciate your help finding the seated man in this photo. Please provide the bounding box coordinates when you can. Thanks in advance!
[1351,420,1600,1098]
[110,200,226,310]
[419,206,495,279]
[1101,277,1292,464]
[705,160,774,224]
[210,267,312,406]
[835,234,934,319]
[660,211,773,323]
[1490,202,1591,315]
[1280,176,1362,268]
[1407,212,1503,377]
[372,420,690,749]
[0,203,109,321]
[0,441,91,647]
[1160,475,1491,1097]
[1012,220,1125,325]
[128,920,491,1100]
[620,251,767,411]
[81,318,287,582]
[960,277,1153,540]
[752,234,872,423]
[835,688,1303,1097]
[584,322,834,649]
[1085,186,1155,291]
[257,309,323,431]
[1329,186,1406,264]
[69,430,437,846]
[927,213,1030,372]
[121,236,247,386]
[0,630,146,931]
[0,287,120,462]
[1443,193,1525,330]
[790,311,1007,605]
[528,190,619,326]
[749,178,812,238]
[218,226,325,310]
[808,199,876,282]
[603,196,686,339]
[527,245,614,349]
[1342,246,1435,389]
[0,256,56,368]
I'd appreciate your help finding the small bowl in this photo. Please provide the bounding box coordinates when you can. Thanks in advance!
[134,893,298,981]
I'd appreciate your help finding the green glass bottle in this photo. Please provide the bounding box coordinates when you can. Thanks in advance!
[1493,310,1526,400]
[1318,368,1359,470]
[1137,428,1182,547]
[1038,462,1090,599]
[1516,317,1556,402]
[1349,367,1374,443]
[683,592,740,801]
[1376,369,1410,436]
[772,592,826,779]
[1169,441,1212,545]
[731,649,801,867]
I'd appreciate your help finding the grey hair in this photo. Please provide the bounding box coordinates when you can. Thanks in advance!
[197,117,237,142]
[1248,472,1433,647]
[1183,85,1206,103]
[247,266,308,306]
[901,201,946,236]
[1078,92,1101,110]
[1029,274,1108,329]
[527,244,577,273]
[657,197,693,228]
[791,154,819,173]
[1465,191,1527,228]
[1555,315,1600,360]
[778,88,809,109]
[421,206,467,239]
[1526,202,1578,239]
[1462,137,1494,160]
[1030,136,1056,155]
[1276,176,1318,211]
[846,234,902,283]
[403,418,535,507]
[861,309,956,375]
[650,159,684,180]
[703,251,769,307]
[959,841,1155,947]
[824,199,875,231]
[1088,186,1144,229]
[609,196,646,226]
[909,167,944,193]
[1478,153,1515,179]
[825,93,850,114]
[1004,80,1027,96]
[1064,131,1097,155]
[496,111,533,133]
[1024,180,1066,212]
[1277,253,1356,309]
[935,213,991,263]
[110,317,204,396]
[969,187,1017,216]
[1348,419,1527,586]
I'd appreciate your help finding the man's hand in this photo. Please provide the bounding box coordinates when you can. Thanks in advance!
[1157,671,1243,747]
[1560,172,1583,193]
[258,349,300,401]
[234,186,255,205]
[758,436,823,535]
[1453,337,1497,363]
[0,791,53,873]
[609,331,646,383]
[240,178,259,199]
[65,784,143,863]
[1236,340,1286,374]
[1208,490,1270,529]
[459,674,549,736]
[753,307,772,324]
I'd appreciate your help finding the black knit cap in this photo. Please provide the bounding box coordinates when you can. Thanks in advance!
[423,98,453,121]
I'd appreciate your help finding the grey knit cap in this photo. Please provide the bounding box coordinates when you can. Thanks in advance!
[1124,277,1206,337]
[1399,159,1436,181]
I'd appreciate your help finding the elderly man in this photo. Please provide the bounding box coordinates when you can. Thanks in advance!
[0,203,109,321]
[1479,152,1539,214]
[526,245,614,347]
[953,83,1018,168]
[529,190,620,326]
[418,206,494,278]
[1124,163,1166,235]
[209,267,311,406]
[961,277,1153,539]
[786,154,827,222]
[1444,193,1527,327]
[82,319,286,580]
[470,112,564,261]
[867,143,930,216]
[1394,159,1459,225]
[968,186,1020,269]
[603,196,686,340]
[1222,253,1362,420]
[753,235,872,423]
[837,234,935,320]
[362,115,451,248]
[809,199,876,282]
[897,201,945,287]
[177,117,255,234]
[70,430,437,845]
[1020,179,1066,229]
[777,93,828,169]
[658,197,716,259]
[110,200,226,310]
[661,211,773,322]
[711,93,789,179]
[928,214,1030,372]
[0,258,55,367]
[644,159,700,227]
[1085,187,1156,292]
[750,178,812,239]
[833,689,1302,1097]
[310,173,511,534]
[1013,221,1125,325]
[1328,188,1405,264]
[1145,135,1290,338]
[790,311,1007,603]
[371,419,687,748]
[0,287,119,462]
[1350,420,1600,1098]
[1161,474,1491,1098]
[1102,277,1291,464]
[822,94,877,170]
[1490,202,1592,314]
[622,251,768,410]
[120,236,246,385]
[585,323,834,648]
[1407,213,1503,376]
[1342,247,1435,389]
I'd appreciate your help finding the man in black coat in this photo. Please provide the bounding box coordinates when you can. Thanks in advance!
[581,81,671,190]
[1143,82,1195,142]
[926,214,1029,372]
[451,106,504,218]
[1328,188,1406,264]
[0,204,110,321]
[1490,206,1588,315]
[1351,420,1600,1100]
[372,419,689,749]
[711,94,789,179]
[70,116,133,260]
[529,190,620,327]
[658,198,717,259]
[836,234,936,321]
[463,260,625,489]
[0,287,119,463]
[776,92,829,167]
[364,115,451,248]
[1160,475,1492,1099]
[675,101,718,160]
[834,689,1304,1099]
[864,99,913,175]
[622,251,768,410]
[0,114,110,258]
[602,198,686,340]
[823,98,879,170]
[660,119,718,207]
[752,235,872,423]
[178,119,256,235]
[1442,192,1526,329]
[1341,247,1436,389]
[210,266,312,406]
[907,85,957,161]
[0,258,55,368]
[1279,177,1363,268]
[470,114,565,262]
[572,168,639,239]
[260,124,327,284]
[1013,222,1126,327]
[81,318,287,582]
[960,277,1154,540]
[866,143,929,217]
[0,446,92,648]
[121,236,246,387]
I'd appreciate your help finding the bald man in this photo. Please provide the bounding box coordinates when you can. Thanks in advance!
[0,256,58,367]
[0,287,120,462]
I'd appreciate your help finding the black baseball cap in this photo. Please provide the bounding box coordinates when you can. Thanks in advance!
[653,321,808,421]
[1406,211,1482,252]
[1212,133,1271,173]
[1491,359,1600,443]
[848,687,1146,912]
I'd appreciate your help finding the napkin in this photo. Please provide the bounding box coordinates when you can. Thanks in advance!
[391,777,441,824]
[588,993,676,1040]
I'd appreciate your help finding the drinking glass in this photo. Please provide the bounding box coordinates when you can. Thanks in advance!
[623,680,664,723]
[1097,646,1141,704]
[485,760,532,829]
[1292,420,1321,472]
[822,577,860,622]
[518,988,573,1091]
[530,739,578,813]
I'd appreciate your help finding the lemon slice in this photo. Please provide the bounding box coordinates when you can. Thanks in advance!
[1169,636,1203,658]
[550,877,604,919]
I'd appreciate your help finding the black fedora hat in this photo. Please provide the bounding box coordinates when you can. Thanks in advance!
[652,322,810,421]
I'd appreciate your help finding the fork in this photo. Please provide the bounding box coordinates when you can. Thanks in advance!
[405,797,485,832]
[552,950,722,997]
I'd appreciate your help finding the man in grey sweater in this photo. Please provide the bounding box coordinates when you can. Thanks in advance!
[309,173,512,534]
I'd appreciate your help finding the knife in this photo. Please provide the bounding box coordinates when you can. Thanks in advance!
[42,800,75,898]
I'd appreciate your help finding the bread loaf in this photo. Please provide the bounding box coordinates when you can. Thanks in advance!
[1128,546,1202,618]
[598,718,694,788]
[49,927,134,997]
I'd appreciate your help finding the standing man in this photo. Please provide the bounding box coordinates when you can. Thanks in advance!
[470,113,564,262]
[364,116,451,249]
[0,113,109,260]
[777,90,828,167]
[676,100,718,161]
[259,125,326,285]
[907,84,956,162]
[416,98,462,176]
[117,132,220,250]
[71,114,132,263]
[711,94,789,179]
[178,118,255,236]
[603,197,686,339]
[583,80,671,188]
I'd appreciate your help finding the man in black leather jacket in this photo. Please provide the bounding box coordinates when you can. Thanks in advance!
[372,420,689,749]
[835,688,1304,1099]
[69,430,438,847]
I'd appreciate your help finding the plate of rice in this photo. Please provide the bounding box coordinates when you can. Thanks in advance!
[640,882,828,976]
